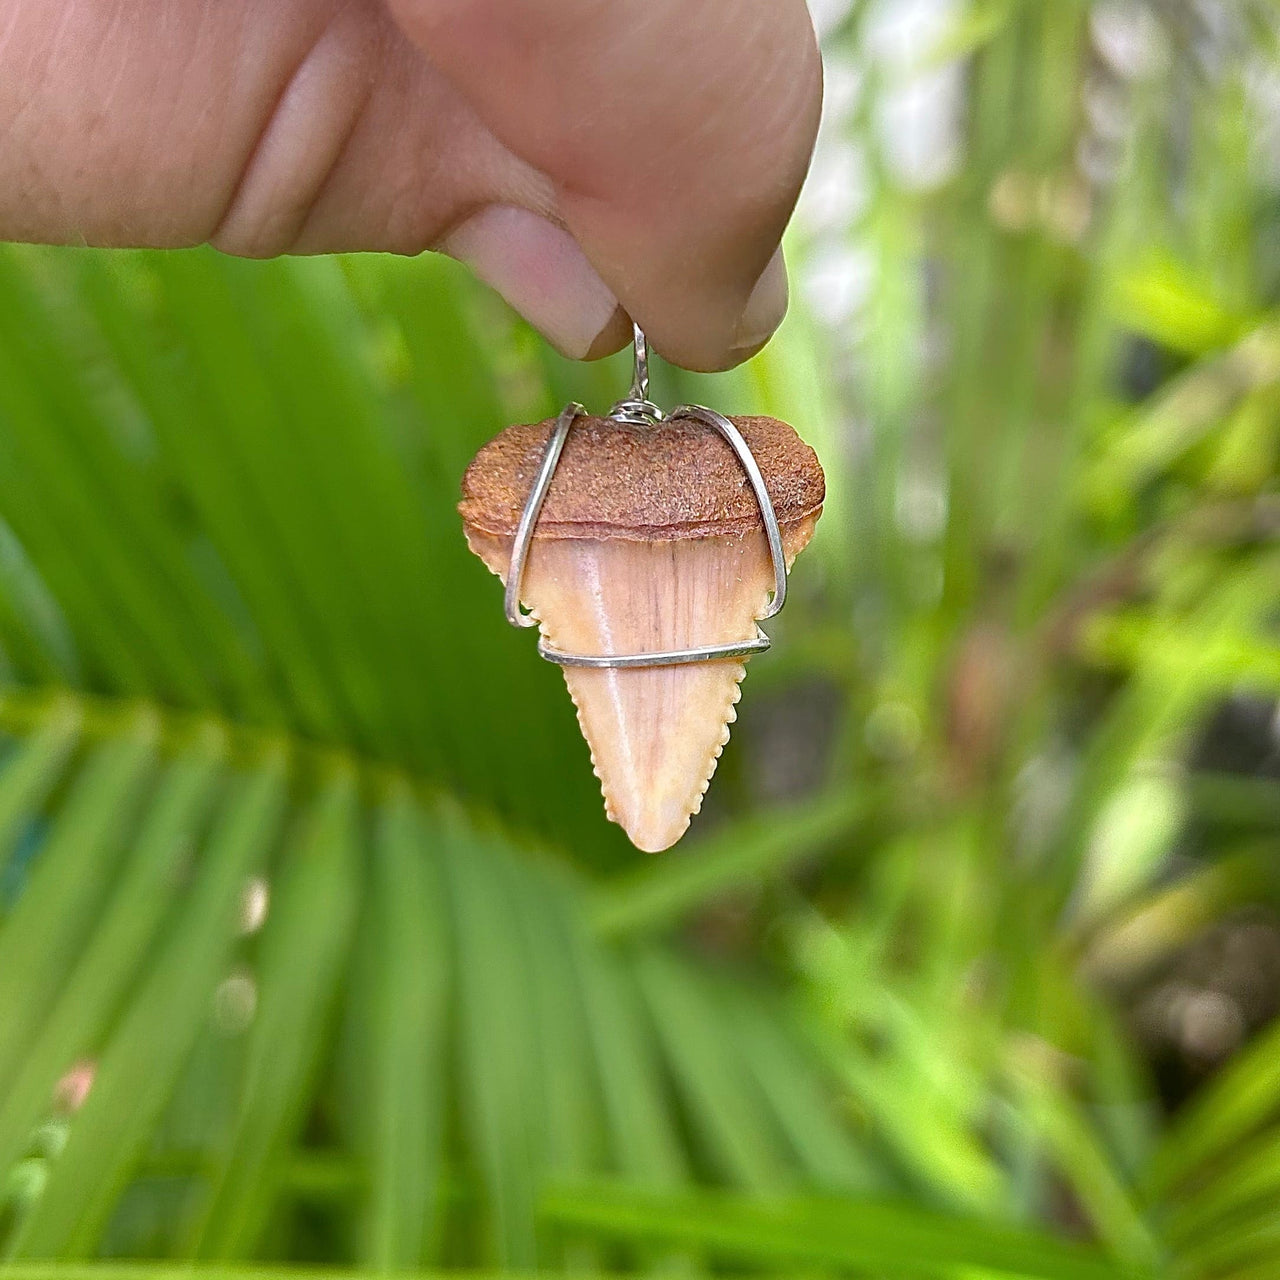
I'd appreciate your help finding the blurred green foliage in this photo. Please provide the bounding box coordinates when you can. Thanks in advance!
[2,2,1280,1279]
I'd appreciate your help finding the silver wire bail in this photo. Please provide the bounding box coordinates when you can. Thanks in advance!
[504,327,790,669]
[608,323,665,425]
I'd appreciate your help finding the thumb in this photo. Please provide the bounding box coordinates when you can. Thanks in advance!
[389,0,822,372]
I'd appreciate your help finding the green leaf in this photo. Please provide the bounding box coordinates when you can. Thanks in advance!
[511,864,605,1183]
[346,784,451,1270]
[9,754,288,1258]
[714,978,881,1193]
[0,723,158,1097]
[0,732,225,1189]
[191,766,363,1258]
[632,950,790,1193]
[0,1268,516,1280]
[544,1183,1152,1279]
[0,699,80,871]
[437,809,546,1266]
[1111,256,1251,356]
[567,936,688,1191]
[1004,1057,1158,1268]
[1166,1123,1280,1246]
[1147,1014,1280,1199]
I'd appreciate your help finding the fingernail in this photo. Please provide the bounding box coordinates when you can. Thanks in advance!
[440,205,621,360]
[733,247,789,352]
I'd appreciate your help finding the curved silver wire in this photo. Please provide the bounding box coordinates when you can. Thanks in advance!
[667,403,788,620]
[503,329,789,668]
[504,401,585,628]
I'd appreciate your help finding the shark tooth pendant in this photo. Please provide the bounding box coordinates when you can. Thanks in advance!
[459,328,824,852]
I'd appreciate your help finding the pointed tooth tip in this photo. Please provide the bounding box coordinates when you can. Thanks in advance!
[571,667,740,853]
[628,822,688,855]
[592,659,746,853]
[615,793,696,853]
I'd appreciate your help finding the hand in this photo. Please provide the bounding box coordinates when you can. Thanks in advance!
[0,1,822,371]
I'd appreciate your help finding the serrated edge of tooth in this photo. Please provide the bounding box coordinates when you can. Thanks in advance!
[563,656,749,845]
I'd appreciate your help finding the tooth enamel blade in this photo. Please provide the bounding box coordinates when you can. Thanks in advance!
[466,518,816,851]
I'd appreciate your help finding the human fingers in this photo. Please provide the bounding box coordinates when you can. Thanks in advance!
[0,0,629,357]
[391,0,823,370]
[0,1,820,368]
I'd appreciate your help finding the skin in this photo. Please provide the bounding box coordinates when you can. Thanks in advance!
[0,0,823,371]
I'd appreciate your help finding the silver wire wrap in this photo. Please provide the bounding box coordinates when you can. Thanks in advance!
[607,323,665,425]
[504,326,788,669]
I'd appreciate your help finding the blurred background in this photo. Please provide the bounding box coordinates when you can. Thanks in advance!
[1,1,1279,1277]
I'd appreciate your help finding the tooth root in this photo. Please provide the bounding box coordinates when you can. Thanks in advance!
[466,519,817,852]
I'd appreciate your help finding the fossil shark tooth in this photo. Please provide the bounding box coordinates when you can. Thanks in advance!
[460,413,825,853]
